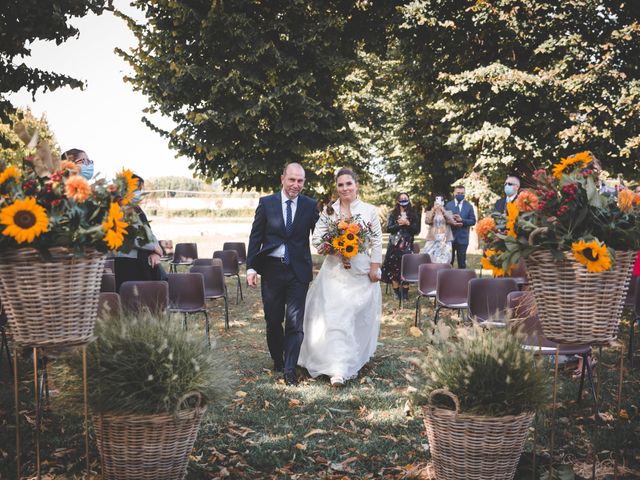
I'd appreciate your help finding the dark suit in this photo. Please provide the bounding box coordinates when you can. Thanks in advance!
[444,199,476,269]
[493,193,519,214]
[247,192,319,374]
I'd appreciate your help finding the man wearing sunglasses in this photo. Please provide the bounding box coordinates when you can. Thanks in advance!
[494,176,520,213]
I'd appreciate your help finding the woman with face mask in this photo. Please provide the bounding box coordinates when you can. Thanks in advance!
[381,193,421,300]
[61,148,94,180]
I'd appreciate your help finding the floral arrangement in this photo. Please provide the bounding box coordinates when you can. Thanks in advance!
[0,156,149,255]
[318,213,374,268]
[478,151,640,274]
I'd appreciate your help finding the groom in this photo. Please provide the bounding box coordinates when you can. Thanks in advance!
[246,163,319,386]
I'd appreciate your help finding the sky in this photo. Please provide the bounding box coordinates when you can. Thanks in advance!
[7,1,193,180]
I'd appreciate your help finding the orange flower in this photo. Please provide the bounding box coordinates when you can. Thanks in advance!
[505,202,519,238]
[617,188,635,213]
[59,160,80,174]
[338,220,349,230]
[116,169,139,206]
[64,175,91,203]
[346,222,360,234]
[475,217,496,241]
[515,190,539,212]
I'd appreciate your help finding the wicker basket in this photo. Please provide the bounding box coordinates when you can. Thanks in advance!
[94,393,207,480]
[423,390,534,480]
[0,247,106,347]
[524,249,635,345]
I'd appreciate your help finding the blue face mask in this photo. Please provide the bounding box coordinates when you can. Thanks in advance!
[132,190,142,202]
[455,194,465,202]
[79,164,94,180]
[398,200,410,207]
[504,185,515,196]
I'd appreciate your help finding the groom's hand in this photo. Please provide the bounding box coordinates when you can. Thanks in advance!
[247,272,258,288]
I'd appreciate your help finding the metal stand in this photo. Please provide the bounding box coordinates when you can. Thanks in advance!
[13,344,91,480]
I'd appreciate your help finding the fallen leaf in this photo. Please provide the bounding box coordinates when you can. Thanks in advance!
[295,443,306,450]
[304,428,326,438]
[409,326,423,337]
[235,390,247,398]
[289,399,302,408]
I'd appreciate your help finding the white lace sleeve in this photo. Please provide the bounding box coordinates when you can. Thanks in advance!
[368,204,383,263]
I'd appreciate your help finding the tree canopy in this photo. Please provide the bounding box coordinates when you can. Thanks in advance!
[120,0,640,206]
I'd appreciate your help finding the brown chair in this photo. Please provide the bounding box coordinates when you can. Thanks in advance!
[192,258,223,267]
[170,243,198,272]
[190,265,229,330]
[159,239,174,261]
[167,273,211,345]
[467,277,519,328]
[415,263,452,328]
[433,268,476,324]
[97,292,122,319]
[100,273,116,293]
[213,250,243,304]
[624,276,640,366]
[119,281,169,314]
[400,253,431,308]
[507,291,596,408]
[223,242,247,265]
[104,257,115,274]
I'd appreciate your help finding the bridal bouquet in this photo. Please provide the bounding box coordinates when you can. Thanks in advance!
[0,156,150,255]
[477,151,640,275]
[318,213,374,268]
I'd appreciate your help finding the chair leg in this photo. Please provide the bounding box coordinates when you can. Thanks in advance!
[629,317,636,366]
[583,354,598,412]
[204,310,210,346]
[415,296,421,328]
[238,275,243,301]
[577,354,587,402]
[224,296,229,331]
[433,305,441,325]
[236,275,242,303]
[182,313,188,330]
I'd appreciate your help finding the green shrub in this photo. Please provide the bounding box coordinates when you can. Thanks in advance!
[415,328,549,416]
[66,310,235,415]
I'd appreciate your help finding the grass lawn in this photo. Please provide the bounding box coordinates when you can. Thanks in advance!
[0,253,638,479]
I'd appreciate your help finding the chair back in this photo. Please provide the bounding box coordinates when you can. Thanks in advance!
[120,281,169,314]
[192,258,216,267]
[223,242,247,264]
[97,292,121,319]
[418,263,451,296]
[159,239,174,257]
[100,273,116,293]
[467,277,519,323]
[167,273,206,311]
[172,243,198,264]
[104,258,115,274]
[213,250,239,276]
[400,253,431,283]
[436,268,476,306]
[507,291,555,348]
[190,265,226,298]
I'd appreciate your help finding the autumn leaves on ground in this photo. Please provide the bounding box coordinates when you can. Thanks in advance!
[1,259,639,479]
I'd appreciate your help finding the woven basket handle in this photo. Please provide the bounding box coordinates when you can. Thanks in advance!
[528,227,549,246]
[175,391,204,418]
[428,388,460,416]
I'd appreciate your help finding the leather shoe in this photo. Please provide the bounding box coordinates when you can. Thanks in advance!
[283,371,298,386]
[273,362,284,373]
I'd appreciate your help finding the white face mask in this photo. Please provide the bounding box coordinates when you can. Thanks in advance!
[504,184,516,196]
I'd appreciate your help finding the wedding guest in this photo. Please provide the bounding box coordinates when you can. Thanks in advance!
[444,186,476,269]
[381,193,420,300]
[113,174,164,292]
[298,168,382,387]
[494,175,520,213]
[423,197,457,264]
[61,148,94,180]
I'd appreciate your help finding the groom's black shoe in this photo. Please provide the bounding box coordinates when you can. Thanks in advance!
[273,362,284,373]
[284,371,298,386]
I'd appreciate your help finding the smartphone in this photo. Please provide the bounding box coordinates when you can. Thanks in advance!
[435,196,444,206]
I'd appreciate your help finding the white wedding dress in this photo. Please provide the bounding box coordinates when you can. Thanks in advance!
[298,199,383,381]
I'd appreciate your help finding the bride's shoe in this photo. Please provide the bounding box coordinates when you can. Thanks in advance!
[330,376,345,387]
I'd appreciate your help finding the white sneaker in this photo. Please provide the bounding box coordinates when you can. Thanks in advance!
[330,376,345,386]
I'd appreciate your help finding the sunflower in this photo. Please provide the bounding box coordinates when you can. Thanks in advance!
[0,197,48,244]
[102,201,129,250]
[617,188,635,213]
[344,232,358,243]
[571,239,612,272]
[116,169,139,205]
[331,236,345,252]
[515,189,539,213]
[0,165,21,186]
[505,202,519,238]
[343,242,358,258]
[552,151,592,179]
[475,217,497,241]
[481,249,509,277]
[64,175,92,203]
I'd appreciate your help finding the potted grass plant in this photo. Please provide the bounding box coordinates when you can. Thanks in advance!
[415,328,549,480]
[66,310,234,480]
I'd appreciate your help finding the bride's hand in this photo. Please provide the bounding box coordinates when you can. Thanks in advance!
[368,265,381,283]
[317,243,331,255]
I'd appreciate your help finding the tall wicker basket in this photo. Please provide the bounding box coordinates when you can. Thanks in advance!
[0,247,106,347]
[423,390,534,480]
[94,393,207,480]
[524,249,635,345]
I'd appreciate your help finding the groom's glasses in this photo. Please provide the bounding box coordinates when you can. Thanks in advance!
[504,182,517,186]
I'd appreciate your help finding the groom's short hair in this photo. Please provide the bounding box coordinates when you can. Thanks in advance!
[282,162,305,176]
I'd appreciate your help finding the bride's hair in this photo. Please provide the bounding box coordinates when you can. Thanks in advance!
[335,167,358,183]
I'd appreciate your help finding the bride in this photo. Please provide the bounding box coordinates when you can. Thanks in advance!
[298,168,383,386]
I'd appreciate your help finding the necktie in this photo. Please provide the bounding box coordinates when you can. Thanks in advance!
[283,199,293,264]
